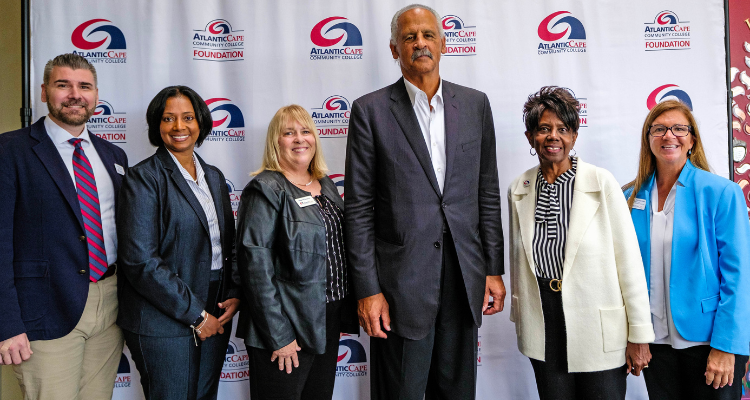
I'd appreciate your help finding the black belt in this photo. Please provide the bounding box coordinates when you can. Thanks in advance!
[537,276,562,293]
[210,268,222,282]
[99,263,117,281]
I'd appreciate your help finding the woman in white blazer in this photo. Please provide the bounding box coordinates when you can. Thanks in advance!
[508,87,654,400]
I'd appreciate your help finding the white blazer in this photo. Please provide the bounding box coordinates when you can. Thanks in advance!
[508,158,654,373]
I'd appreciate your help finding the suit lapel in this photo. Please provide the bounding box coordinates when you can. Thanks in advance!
[631,175,654,291]
[321,177,344,210]
[200,154,225,241]
[561,160,601,280]
[514,168,538,276]
[389,78,441,197]
[157,147,210,235]
[443,82,459,187]
[30,118,84,230]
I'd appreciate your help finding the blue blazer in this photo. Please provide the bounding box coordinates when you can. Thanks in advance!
[624,160,750,355]
[116,146,240,337]
[0,117,128,342]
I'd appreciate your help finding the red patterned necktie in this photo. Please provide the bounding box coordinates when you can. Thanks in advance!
[69,138,108,282]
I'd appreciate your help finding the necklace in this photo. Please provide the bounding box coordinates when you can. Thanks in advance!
[293,179,314,186]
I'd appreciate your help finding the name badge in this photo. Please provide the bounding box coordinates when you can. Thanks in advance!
[114,163,125,175]
[295,196,317,208]
[633,198,646,210]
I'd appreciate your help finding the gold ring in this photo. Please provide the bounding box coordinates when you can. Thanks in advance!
[549,279,562,292]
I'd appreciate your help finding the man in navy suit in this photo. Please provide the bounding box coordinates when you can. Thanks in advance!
[345,4,505,399]
[0,53,128,400]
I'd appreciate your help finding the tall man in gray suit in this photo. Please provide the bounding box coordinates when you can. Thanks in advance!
[345,4,505,399]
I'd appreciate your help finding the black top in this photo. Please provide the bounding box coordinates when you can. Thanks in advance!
[315,194,348,302]
[532,156,577,279]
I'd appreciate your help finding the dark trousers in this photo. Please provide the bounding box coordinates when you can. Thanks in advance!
[530,277,627,400]
[248,300,343,400]
[370,229,478,400]
[124,271,231,400]
[644,344,749,400]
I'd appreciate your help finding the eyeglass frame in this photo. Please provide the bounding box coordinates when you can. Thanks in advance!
[648,124,693,137]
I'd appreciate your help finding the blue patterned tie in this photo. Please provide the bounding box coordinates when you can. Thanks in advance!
[69,138,108,282]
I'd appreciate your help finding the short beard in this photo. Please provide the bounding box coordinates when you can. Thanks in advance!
[47,99,95,127]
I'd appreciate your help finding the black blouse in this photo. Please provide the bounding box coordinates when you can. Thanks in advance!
[315,194,348,302]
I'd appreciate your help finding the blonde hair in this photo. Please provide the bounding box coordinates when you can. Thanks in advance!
[252,105,328,179]
[624,100,710,209]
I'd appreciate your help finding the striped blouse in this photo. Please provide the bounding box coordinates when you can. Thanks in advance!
[315,194,348,302]
[532,157,578,279]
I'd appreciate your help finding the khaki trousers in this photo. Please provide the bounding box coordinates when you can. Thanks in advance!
[13,275,124,400]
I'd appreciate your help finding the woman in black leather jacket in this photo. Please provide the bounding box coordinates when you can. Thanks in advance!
[235,105,358,400]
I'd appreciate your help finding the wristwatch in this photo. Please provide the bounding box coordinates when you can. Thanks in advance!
[190,310,207,329]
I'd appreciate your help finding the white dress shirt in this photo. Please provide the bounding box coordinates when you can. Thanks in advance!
[403,77,446,193]
[167,150,223,271]
[45,116,117,265]
[650,182,709,349]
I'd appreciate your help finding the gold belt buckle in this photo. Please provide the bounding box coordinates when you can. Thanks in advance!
[549,279,562,292]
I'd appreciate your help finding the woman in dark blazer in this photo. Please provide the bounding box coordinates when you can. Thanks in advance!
[235,105,358,400]
[116,86,241,400]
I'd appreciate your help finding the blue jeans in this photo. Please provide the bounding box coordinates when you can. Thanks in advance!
[123,321,232,400]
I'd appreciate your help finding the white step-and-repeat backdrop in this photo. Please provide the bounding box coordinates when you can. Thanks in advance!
[30,0,729,398]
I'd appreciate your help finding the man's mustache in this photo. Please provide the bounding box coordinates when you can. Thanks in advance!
[411,48,433,61]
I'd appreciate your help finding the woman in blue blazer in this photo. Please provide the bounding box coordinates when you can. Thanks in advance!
[117,86,241,400]
[624,100,750,399]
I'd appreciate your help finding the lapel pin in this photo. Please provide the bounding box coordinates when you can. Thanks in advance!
[523,180,530,187]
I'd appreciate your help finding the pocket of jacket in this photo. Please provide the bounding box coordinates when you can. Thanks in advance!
[375,235,403,247]
[510,294,519,323]
[600,305,627,352]
[13,260,50,321]
[461,139,480,152]
[701,295,720,313]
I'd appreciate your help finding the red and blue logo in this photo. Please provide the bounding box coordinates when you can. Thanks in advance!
[561,87,588,128]
[193,19,244,61]
[87,100,127,143]
[644,11,690,51]
[225,179,244,219]
[647,84,693,110]
[336,334,367,377]
[441,15,477,56]
[310,17,363,61]
[310,95,350,137]
[221,340,249,382]
[114,352,132,389]
[205,98,245,142]
[537,11,586,55]
[71,19,127,63]
[329,174,345,198]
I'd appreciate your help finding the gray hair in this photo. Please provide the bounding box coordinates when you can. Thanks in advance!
[43,53,98,87]
[390,4,444,45]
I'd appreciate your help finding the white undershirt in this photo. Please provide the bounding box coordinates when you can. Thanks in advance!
[650,182,709,349]
[44,116,117,265]
[403,77,446,193]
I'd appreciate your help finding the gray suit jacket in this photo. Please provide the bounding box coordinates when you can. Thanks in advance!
[345,78,503,340]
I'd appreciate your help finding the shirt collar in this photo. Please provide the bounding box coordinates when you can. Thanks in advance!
[403,77,443,107]
[44,115,92,146]
[167,150,205,183]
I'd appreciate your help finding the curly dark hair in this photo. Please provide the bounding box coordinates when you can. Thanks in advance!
[522,86,580,134]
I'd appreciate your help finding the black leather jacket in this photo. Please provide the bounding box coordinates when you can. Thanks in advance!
[235,170,358,354]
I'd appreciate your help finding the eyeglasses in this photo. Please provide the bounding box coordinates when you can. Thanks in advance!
[648,124,692,137]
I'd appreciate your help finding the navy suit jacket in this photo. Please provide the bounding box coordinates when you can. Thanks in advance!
[345,78,504,340]
[116,146,240,337]
[0,117,128,342]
